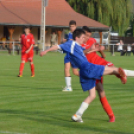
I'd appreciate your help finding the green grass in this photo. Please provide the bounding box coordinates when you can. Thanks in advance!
[0,51,134,134]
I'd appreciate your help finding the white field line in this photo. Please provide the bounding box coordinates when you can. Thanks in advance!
[1,69,62,72]
[0,131,28,134]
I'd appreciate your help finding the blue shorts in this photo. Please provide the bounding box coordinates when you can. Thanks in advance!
[80,62,105,91]
[64,53,78,68]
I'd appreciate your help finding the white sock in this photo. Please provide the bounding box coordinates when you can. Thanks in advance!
[65,77,71,87]
[124,69,134,77]
[76,102,89,116]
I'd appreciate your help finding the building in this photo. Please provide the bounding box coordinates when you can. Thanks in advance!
[0,0,109,47]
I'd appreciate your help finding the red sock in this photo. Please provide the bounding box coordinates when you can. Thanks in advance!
[19,63,25,75]
[30,63,35,75]
[100,96,114,118]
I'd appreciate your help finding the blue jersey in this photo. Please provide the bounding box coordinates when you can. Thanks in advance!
[59,40,87,68]
[58,40,105,91]
[67,32,73,41]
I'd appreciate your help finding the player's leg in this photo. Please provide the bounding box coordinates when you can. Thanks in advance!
[30,61,35,77]
[72,86,96,122]
[63,54,72,91]
[72,68,79,76]
[63,62,72,91]
[71,61,79,76]
[103,66,127,84]
[28,52,35,77]
[18,53,26,77]
[18,60,25,77]
[96,81,115,122]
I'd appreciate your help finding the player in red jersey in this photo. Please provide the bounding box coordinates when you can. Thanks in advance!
[18,26,35,77]
[82,26,116,122]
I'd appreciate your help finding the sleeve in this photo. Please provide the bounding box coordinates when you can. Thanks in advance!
[81,46,85,50]
[58,41,72,53]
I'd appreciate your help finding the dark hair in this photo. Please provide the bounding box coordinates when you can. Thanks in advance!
[24,26,32,30]
[73,29,85,40]
[69,20,76,26]
[82,26,91,33]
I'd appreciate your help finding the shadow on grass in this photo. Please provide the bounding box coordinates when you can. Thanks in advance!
[0,109,133,134]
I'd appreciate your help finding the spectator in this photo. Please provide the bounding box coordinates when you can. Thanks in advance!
[50,31,57,47]
[131,43,134,56]
[126,44,131,56]
[0,36,6,49]
[116,40,126,56]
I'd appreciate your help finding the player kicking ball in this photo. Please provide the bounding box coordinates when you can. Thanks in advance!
[18,26,35,77]
[40,29,127,123]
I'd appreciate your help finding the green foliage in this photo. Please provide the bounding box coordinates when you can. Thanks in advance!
[67,0,132,36]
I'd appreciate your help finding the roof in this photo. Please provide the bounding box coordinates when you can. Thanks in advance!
[0,0,109,31]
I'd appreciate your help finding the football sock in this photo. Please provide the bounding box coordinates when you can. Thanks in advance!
[30,63,35,75]
[76,102,89,116]
[19,63,25,75]
[100,96,114,118]
[124,69,134,77]
[65,77,71,87]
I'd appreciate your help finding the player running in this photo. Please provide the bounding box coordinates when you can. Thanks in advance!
[40,29,127,123]
[62,20,79,92]
[18,26,35,77]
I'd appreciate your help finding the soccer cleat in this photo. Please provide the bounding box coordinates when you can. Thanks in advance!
[72,114,83,123]
[118,68,127,84]
[109,116,115,123]
[31,74,35,77]
[17,74,22,77]
[62,86,72,91]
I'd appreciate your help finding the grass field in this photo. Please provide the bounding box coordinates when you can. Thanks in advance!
[0,51,134,134]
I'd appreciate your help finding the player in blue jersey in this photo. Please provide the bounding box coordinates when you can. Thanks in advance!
[40,29,127,123]
[62,20,78,92]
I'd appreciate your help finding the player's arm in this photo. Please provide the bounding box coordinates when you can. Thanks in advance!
[83,45,104,54]
[25,44,33,54]
[40,45,59,56]
[98,49,106,58]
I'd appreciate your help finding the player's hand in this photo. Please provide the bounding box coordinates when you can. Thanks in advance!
[95,45,105,51]
[63,39,67,43]
[40,51,47,57]
[25,50,29,54]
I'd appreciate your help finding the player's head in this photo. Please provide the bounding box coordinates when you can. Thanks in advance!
[69,20,76,33]
[73,29,85,44]
[24,26,31,34]
[82,26,92,37]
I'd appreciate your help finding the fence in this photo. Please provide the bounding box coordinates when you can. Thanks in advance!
[0,41,40,55]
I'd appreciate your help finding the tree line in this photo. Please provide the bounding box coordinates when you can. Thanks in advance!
[66,0,133,36]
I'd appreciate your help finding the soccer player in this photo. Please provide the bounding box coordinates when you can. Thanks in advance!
[62,20,79,92]
[40,29,127,123]
[81,26,116,122]
[81,26,134,122]
[18,26,35,77]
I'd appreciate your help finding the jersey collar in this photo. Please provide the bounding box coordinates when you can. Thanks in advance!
[74,41,80,46]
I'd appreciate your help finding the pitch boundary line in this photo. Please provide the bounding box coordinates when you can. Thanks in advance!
[0,131,29,134]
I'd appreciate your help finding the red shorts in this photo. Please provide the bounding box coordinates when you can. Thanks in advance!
[95,62,114,84]
[21,51,34,62]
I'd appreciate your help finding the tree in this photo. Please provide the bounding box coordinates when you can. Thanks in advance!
[67,0,132,36]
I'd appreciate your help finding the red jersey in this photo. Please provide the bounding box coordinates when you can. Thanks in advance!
[21,33,35,52]
[82,38,112,66]
[82,37,99,64]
